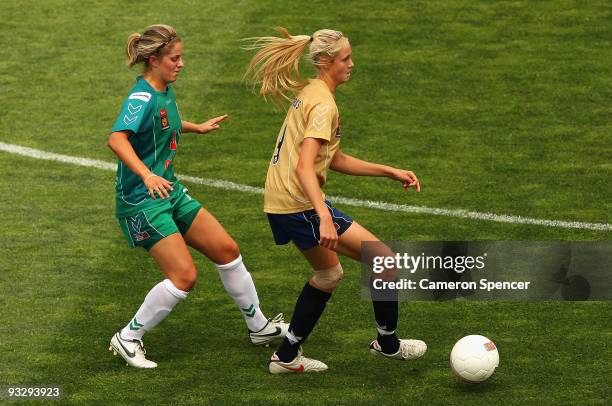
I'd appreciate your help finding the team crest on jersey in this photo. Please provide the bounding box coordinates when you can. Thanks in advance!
[160,108,170,130]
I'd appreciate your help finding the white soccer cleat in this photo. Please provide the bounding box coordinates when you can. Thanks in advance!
[369,338,427,361]
[249,313,289,346]
[269,349,328,374]
[109,332,157,369]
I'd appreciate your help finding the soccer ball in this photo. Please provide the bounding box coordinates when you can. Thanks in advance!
[450,335,499,383]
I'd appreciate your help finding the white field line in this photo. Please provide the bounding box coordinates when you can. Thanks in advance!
[1,141,610,232]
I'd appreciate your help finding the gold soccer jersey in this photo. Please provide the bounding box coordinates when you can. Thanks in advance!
[264,79,341,214]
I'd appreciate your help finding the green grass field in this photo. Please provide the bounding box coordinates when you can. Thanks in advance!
[1,1,610,404]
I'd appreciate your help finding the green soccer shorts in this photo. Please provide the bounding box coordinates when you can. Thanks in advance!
[118,186,202,250]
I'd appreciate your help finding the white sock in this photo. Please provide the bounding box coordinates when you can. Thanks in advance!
[121,279,188,341]
[215,255,268,332]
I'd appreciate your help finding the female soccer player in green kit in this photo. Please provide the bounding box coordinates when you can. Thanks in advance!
[107,24,287,368]
[244,28,426,373]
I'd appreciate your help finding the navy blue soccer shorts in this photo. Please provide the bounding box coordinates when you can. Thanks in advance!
[267,200,354,250]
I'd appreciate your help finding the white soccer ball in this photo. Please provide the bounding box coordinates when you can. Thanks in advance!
[450,335,499,383]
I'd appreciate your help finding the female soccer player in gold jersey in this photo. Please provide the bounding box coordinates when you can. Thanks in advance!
[244,28,427,373]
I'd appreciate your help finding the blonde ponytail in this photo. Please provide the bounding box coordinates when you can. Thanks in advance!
[243,27,348,103]
[242,27,311,102]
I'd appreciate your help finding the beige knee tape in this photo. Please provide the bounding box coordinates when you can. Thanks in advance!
[312,264,344,290]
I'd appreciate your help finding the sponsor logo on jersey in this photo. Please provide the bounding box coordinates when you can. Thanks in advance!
[165,131,177,169]
[169,131,177,151]
[160,108,170,130]
[291,97,303,109]
[129,92,152,102]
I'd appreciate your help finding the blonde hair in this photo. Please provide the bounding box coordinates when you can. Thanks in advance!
[125,24,180,67]
[243,27,348,102]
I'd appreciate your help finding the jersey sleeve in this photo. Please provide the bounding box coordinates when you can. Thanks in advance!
[111,91,153,134]
[303,101,337,142]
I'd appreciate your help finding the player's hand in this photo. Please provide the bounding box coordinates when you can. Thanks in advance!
[319,216,339,250]
[198,114,229,134]
[143,174,174,199]
[391,168,420,192]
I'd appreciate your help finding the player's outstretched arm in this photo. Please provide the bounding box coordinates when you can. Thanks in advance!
[181,114,229,134]
[330,150,420,192]
[107,131,174,199]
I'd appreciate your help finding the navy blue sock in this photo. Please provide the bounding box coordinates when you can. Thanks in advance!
[376,330,400,354]
[371,282,400,354]
[276,282,331,362]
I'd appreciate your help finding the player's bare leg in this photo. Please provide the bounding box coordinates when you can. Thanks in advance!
[150,233,198,291]
[184,208,288,344]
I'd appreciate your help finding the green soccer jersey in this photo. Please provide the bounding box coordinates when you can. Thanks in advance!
[111,76,183,217]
